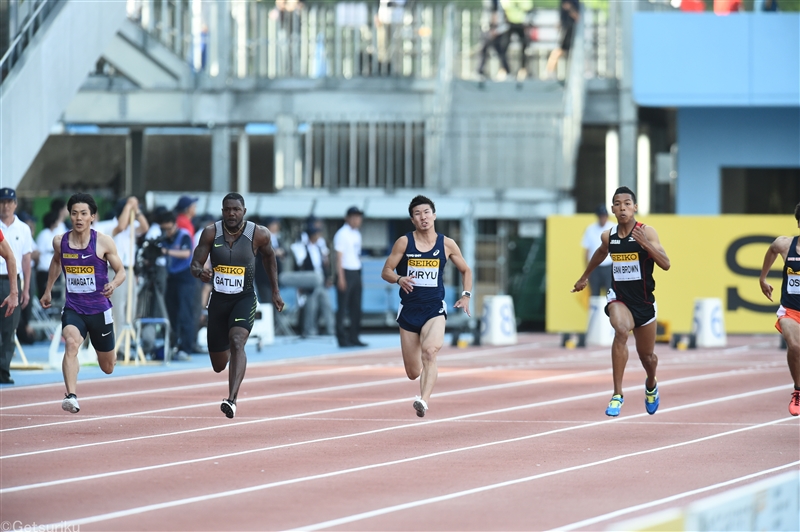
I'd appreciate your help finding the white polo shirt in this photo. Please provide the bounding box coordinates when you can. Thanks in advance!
[0,216,33,279]
[333,224,362,271]
[94,217,142,268]
[36,227,57,273]
[581,220,614,267]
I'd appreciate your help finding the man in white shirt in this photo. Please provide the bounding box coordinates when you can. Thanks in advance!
[581,204,614,296]
[333,206,365,347]
[0,188,32,384]
[94,196,149,332]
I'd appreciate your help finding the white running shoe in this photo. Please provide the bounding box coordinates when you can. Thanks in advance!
[62,394,80,413]
[221,399,236,419]
[413,397,428,418]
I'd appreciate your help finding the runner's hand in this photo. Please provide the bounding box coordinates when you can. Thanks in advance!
[199,268,213,283]
[631,225,650,248]
[571,278,588,293]
[760,279,773,302]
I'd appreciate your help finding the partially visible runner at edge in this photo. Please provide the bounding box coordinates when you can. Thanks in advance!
[40,193,126,414]
[381,195,473,418]
[572,186,671,417]
[758,201,800,416]
[191,193,285,419]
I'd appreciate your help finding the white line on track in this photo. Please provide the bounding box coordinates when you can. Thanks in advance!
[41,392,797,529]
[0,366,784,460]
[550,462,800,531]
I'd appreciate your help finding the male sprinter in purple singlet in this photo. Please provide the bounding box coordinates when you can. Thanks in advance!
[41,193,126,413]
[381,195,473,418]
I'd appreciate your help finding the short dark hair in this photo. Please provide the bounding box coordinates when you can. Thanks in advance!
[612,186,637,204]
[408,195,435,217]
[50,198,66,212]
[67,193,98,215]
[159,210,177,225]
[43,211,58,229]
[223,193,245,207]
[794,203,800,222]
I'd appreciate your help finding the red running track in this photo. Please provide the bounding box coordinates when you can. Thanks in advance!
[1,333,798,531]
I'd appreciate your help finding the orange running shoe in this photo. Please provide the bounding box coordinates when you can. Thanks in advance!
[789,390,800,417]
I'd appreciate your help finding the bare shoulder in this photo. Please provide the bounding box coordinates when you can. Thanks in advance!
[96,231,117,250]
[773,235,794,252]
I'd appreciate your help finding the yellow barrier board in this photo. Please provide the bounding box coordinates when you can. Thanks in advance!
[546,215,796,334]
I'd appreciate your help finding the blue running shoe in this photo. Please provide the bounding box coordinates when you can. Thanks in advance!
[645,379,659,415]
[605,394,624,417]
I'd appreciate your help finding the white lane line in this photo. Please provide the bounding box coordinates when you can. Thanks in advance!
[0,343,549,410]
[0,369,611,460]
[286,419,798,532]
[551,462,800,531]
[0,366,783,459]
[1,372,785,492]
[41,395,797,529]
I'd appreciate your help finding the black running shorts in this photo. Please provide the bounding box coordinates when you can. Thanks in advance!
[396,300,447,334]
[207,291,258,352]
[62,307,116,353]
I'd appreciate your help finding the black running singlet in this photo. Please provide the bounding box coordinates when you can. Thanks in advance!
[780,236,800,311]
[608,222,655,306]
[209,221,257,296]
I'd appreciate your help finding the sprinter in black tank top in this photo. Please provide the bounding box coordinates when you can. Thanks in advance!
[758,202,800,416]
[572,187,671,418]
[191,193,285,419]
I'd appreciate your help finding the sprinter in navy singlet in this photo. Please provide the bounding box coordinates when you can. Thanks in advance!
[572,187,671,418]
[758,202,800,416]
[192,193,284,419]
[40,193,126,414]
[382,195,473,418]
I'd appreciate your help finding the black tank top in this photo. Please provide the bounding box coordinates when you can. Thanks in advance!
[608,222,655,305]
[396,232,447,306]
[209,221,256,296]
[780,236,800,310]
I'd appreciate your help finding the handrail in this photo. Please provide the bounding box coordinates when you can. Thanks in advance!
[0,0,63,83]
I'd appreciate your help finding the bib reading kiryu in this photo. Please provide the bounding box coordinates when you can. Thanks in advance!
[65,265,96,293]
[407,258,440,287]
[214,265,245,294]
[611,253,642,281]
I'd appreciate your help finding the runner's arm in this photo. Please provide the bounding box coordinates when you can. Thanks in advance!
[572,230,610,292]
[640,225,670,271]
[40,235,63,309]
[191,225,215,282]
[446,237,473,316]
[381,236,412,293]
[99,233,126,298]
[759,236,791,302]
[0,239,18,316]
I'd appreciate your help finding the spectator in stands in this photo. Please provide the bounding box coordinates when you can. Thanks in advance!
[94,196,150,333]
[477,0,510,82]
[159,211,194,361]
[500,0,534,82]
[546,0,580,79]
[334,206,366,347]
[255,217,285,304]
[0,188,32,385]
[291,224,335,337]
[581,204,614,296]
[714,0,741,14]
[174,195,198,238]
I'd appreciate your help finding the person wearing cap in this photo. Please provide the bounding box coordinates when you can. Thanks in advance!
[0,187,32,385]
[580,204,614,296]
[175,195,199,238]
[333,206,366,347]
[290,224,335,337]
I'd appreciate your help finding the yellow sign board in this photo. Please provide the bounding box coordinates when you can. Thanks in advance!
[546,215,796,334]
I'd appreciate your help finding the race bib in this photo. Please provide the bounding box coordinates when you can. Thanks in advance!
[214,265,245,294]
[787,268,800,294]
[611,253,642,281]
[407,258,440,288]
[65,266,96,293]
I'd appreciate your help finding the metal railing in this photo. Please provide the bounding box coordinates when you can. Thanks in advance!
[0,0,63,84]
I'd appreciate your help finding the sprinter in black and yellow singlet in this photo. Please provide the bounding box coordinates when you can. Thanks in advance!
[191,193,285,419]
[381,195,473,418]
[758,202,800,417]
[572,187,671,417]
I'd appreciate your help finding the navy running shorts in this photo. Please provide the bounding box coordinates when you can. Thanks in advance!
[207,291,258,352]
[62,307,116,352]
[396,300,447,334]
[605,289,657,328]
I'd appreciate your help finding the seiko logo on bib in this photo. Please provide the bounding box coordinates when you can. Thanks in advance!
[610,253,641,281]
[64,265,96,294]
[407,258,440,287]
[214,265,245,294]
[787,267,800,294]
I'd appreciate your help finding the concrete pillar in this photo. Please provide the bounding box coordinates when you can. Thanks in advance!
[211,127,231,192]
[275,114,298,190]
[128,129,144,197]
[460,212,476,294]
[617,1,637,191]
[237,130,249,195]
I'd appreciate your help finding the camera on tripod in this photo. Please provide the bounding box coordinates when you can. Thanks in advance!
[135,236,166,276]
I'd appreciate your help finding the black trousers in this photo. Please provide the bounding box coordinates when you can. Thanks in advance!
[336,269,362,345]
[0,277,22,381]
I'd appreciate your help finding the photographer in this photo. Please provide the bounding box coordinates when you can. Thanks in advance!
[159,211,194,361]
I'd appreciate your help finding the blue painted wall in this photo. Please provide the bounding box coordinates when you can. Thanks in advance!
[676,108,800,214]
[633,13,800,107]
